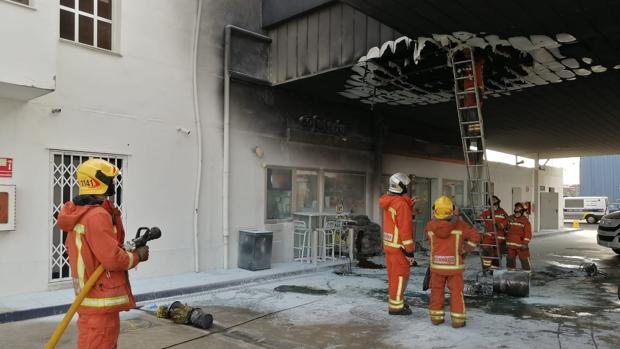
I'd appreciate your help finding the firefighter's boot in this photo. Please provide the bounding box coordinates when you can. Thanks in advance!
[389,307,412,316]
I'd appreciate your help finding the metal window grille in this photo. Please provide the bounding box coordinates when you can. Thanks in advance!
[49,150,126,282]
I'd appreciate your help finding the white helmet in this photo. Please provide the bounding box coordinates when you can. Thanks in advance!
[388,172,412,194]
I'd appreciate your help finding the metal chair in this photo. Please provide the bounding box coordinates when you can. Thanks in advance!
[293,220,312,263]
[334,215,353,259]
[317,220,337,261]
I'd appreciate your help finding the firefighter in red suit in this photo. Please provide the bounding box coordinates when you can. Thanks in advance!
[379,172,416,315]
[504,202,532,271]
[57,159,150,349]
[424,196,480,328]
[480,195,508,269]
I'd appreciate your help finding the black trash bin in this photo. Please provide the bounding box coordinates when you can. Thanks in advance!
[238,229,273,271]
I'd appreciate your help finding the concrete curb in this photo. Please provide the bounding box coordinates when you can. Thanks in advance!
[0,262,348,324]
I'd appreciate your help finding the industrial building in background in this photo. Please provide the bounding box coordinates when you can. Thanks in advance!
[581,155,620,203]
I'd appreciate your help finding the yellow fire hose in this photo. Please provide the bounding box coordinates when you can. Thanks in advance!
[44,226,161,349]
[44,264,105,349]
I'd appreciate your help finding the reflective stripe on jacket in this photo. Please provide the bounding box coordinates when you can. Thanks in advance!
[480,208,508,238]
[58,198,139,314]
[379,194,414,253]
[505,215,532,247]
[424,219,480,275]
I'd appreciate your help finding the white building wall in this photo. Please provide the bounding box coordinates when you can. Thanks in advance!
[0,0,566,297]
[0,0,198,297]
[384,154,564,231]
[0,0,56,95]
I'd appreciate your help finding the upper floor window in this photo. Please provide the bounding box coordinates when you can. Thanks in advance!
[60,0,113,50]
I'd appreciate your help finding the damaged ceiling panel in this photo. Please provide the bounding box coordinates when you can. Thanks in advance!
[276,0,620,157]
[339,32,619,107]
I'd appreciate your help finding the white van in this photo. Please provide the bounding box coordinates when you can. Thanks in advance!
[563,196,608,224]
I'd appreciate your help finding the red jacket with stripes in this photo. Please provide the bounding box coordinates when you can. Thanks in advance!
[58,197,139,314]
[424,218,480,275]
[380,194,415,254]
[504,214,532,249]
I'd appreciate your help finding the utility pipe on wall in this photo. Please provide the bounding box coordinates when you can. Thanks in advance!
[223,25,231,269]
[223,25,271,269]
[192,0,203,273]
[534,153,540,233]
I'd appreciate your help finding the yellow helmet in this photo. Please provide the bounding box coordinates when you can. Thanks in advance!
[433,196,454,219]
[76,159,120,196]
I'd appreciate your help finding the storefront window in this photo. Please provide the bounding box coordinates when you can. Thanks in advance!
[266,168,292,220]
[324,172,366,214]
[294,170,318,212]
[443,179,464,207]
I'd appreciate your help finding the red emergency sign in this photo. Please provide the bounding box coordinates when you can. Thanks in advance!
[0,158,13,178]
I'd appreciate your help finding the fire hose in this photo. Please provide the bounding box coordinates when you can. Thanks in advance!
[44,227,161,349]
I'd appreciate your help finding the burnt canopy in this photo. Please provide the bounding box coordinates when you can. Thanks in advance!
[272,0,620,158]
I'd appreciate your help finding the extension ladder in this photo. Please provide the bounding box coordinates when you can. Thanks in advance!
[449,47,502,274]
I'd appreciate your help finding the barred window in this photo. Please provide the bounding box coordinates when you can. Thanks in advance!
[50,151,125,282]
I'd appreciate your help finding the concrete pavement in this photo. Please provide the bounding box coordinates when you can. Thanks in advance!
[2,226,619,349]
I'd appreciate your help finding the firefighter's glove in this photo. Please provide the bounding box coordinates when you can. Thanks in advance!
[401,248,415,266]
[463,241,476,254]
[136,245,150,262]
[520,243,529,251]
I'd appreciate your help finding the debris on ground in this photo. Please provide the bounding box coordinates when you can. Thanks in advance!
[274,285,336,295]
[156,301,213,329]
[357,258,385,269]
[579,262,608,277]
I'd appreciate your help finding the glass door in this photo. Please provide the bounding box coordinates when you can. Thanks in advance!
[412,177,432,248]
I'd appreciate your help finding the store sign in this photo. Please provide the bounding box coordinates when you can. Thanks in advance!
[0,158,13,178]
[298,115,346,138]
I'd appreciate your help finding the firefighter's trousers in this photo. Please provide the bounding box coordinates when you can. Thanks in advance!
[506,247,531,271]
[481,235,500,268]
[77,312,120,349]
[385,250,410,311]
[428,272,466,325]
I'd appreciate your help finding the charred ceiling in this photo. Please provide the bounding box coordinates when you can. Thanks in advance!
[271,0,620,158]
[339,33,616,107]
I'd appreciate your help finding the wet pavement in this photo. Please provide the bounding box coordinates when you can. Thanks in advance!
[2,224,619,348]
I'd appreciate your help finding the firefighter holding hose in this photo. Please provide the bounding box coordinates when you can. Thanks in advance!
[57,159,150,348]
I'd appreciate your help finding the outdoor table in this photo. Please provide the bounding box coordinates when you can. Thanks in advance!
[293,212,338,264]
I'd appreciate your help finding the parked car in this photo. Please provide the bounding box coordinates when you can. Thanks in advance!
[564,196,608,224]
[607,203,620,214]
[597,211,620,255]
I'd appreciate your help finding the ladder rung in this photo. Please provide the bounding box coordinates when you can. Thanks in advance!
[455,75,474,80]
[458,106,479,110]
[453,60,473,65]
[463,135,482,139]
[461,121,480,125]
[467,150,485,153]
[457,90,476,96]
[469,178,488,181]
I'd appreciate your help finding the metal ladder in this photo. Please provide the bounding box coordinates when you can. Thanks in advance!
[449,47,502,273]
